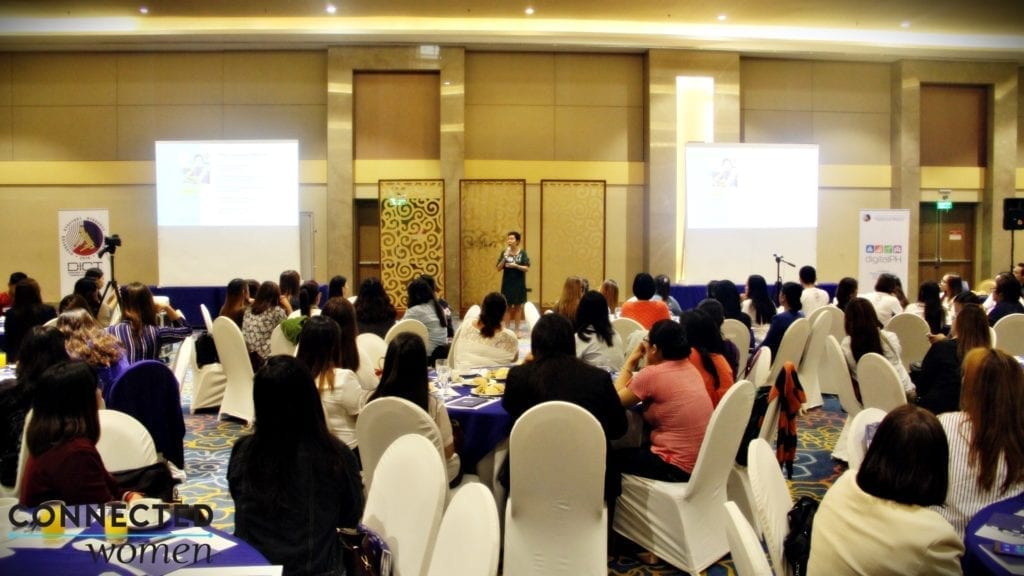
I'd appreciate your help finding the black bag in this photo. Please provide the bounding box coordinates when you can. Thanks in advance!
[783,495,820,576]
[340,524,392,576]
[194,332,219,367]
[112,460,181,502]
[735,385,772,466]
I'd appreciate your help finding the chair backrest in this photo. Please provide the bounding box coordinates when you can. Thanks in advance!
[212,316,256,424]
[356,397,446,491]
[884,313,931,370]
[746,347,771,388]
[686,380,756,500]
[200,303,214,332]
[171,335,194,385]
[724,501,773,576]
[427,483,501,576]
[762,318,810,388]
[797,312,832,408]
[363,434,447,576]
[9,410,32,498]
[523,302,541,332]
[722,318,751,374]
[818,305,846,347]
[95,409,160,473]
[856,352,907,412]
[846,407,888,470]
[748,438,794,576]
[612,316,645,345]
[504,401,607,575]
[357,332,387,374]
[107,360,186,468]
[42,317,58,328]
[269,324,298,356]
[994,313,1024,357]
[384,318,429,348]
[824,335,861,417]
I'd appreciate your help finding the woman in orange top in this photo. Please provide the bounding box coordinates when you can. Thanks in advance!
[620,273,671,330]
[681,309,734,406]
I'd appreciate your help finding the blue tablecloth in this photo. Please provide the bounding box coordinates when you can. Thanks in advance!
[964,492,1024,575]
[443,383,512,473]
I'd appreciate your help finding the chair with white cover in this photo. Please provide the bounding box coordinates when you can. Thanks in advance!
[357,332,387,375]
[212,316,255,424]
[171,335,194,386]
[723,501,772,576]
[504,401,607,576]
[797,312,832,409]
[994,313,1024,357]
[846,407,887,470]
[884,313,931,370]
[355,397,453,491]
[826,335,862,462]
[523,301,541,332]
[612,317,646,348]
[426,483,500,576]
[614,381,756,575]
[269,324,297,356]
[199,303,215,332]
[814,306,845,394]
[758,318,810,389]
[725,380,763,535]
[722,318,751,376]
[748,438,793,576]
[43,317,58,328]
[96,409,160,473]
[363,434,446,576]
[745,348,771,389]
[384,318,429,348]
[856,352,907,413]
[188,339,228,413]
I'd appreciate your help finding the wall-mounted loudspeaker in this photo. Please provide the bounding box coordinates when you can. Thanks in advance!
[1004,198,1024,231]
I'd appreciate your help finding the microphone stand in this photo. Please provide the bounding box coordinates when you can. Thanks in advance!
[773,253,795,306]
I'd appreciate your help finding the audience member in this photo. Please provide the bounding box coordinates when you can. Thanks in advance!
[681,310,735,407]
[940,273,965,325]
[862,273,904,324]
[0,271,26,312]
[799,265,829,315]
[552,276,585,322]
[419,274,454,338]
[654,274,683,317]
[218,278,250,328]
[106,282,191,364]
[327,275,348,299]
[903,281,944,334]
[914,303,991,415]
[402,278,449,361]
[242,281,291,366]
[988,272,1024,326]
[57,309,128,400]
[620,273,671,330]
[741,274,776,346]
[321,297,376,390]
[696,298,741,377]
[574,290,625,370]
[354,277,396,339]
[72,277,103,321]
[841,298,915,400]
[83,267,116,326]
[757,282,804,361]
[279,270,302,311]
[600,278,620,314]
[451,292,519,369]
[295,316,366,450]
[297,280,322,318]
[833,276,858,311]
[4,278,57,363]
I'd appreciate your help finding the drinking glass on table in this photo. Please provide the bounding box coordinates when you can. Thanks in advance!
[103,501,128,544]
[39,500,65,538]
[435,359,452,397]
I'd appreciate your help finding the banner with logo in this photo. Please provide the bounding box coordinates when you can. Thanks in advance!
[859,209,909,293]
[58,210,110,297]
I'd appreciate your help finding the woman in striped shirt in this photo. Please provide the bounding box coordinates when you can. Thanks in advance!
[106,282,191,364]
[937,347,1024,536]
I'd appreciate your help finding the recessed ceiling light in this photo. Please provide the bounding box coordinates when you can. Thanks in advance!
[525,7,535,15]
[138,6,149,14]
[900,21,911,28]
[326,3,337,14]
[717,14,727,22]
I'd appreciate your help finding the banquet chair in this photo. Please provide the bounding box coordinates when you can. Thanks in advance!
[447,304,481,364]
[745,348,771,389]
[846,407,887,470]
[884,313,931,370]
[612,317,645,347]
[170,335,193,386]
[355,397,453,492]
[384,318,429,348]
[199,303,215,332]
[797,312,832,409]
[43,317,58,328]
[723,501,772,576]
[504,402,607,576]
[614,381,755,574]
[96,409,160,473]
[212,316,255,425]
[269,324,297,356]
[826,335,862,462]
[856,352,907,413]
[748,438,793,576]
[725,380,763,534]
[108,360,186,469]
[994,313,1024,357]
[523,301,541,332]
[357,332,387,374]
[188,337,228,413]
[426,483,500,576]
[722,318,751,376]
[814,306,845,393]
[363,434,447,576]
[759,318,810,389]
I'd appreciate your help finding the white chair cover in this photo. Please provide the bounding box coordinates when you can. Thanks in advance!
[815,306,846,393]
[427,483,500,576]
[612,317,645,347]
[363,434,446,576]
[722,318,751,376]
[613,381,756,574]
[504,401,607,576]
[994,313,1024,357]
[725,380,761,535]
[846,407,888,470]
[171,335,194,386]
[724,501,772,576]
[884,313,931,370]
[748,438,794,576]
[384,318,430,348]
[189,342,228,414]
[42,317,58,328]
[523,301,541,332]
[357,333,387,375]
[200,303,214,332]
[96,409,160,473]
[797,312,832,409]
[212,316,255,424]
[355,397,448,491]
[269,324,297,356]
[745,347,771,389]
[826,335,862,462]
[760,318,810,388]
[856,352,907,412]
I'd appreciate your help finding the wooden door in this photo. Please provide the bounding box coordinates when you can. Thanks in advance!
[356,199,381,286]
[918,203,974,287]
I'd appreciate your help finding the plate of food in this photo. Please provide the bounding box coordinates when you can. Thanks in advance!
[490,367,510,382]
[470,377,506,397]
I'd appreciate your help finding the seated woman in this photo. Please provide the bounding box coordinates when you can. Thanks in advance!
[574,290,625,370]
[242,281,291,366]
[418,274,454,339]
[279,269,302,312]
[904,281,944,335]
[833,276,858,311]
[367,333,460,483]
[988,272,1024,326]
[914,303,991,415]
[937,348,1024,537]
[696,298,741,378]
[229,356,363,575]
[552,276,585,322]
[321,297,377,391]
[401,278,449,362]
[450,292,519,369]
[354,277,396,339]
[72,277,104,322]
[218,278,249,328]
[808,405,962,575]
[940,273,965,325]
[4,278,57,363]
[680,309,734,407]
[862,273,905,325]
[327,275,348,299]
[740,275,776,346]
[600,278,619,315]
[612,320,713,483]
[297,280,322,317]
[21,361,143,506]
[106,282,191,364]
[755,281,804,361]
[654,274,683,317]
[296,316,366,451]
[57,309,128,400]
[620,273,671,330]
[0,326,68,488]
[841,298,915,401]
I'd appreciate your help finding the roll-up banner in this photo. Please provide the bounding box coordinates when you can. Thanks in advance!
[58,210,110,297]
[858,209,909,292]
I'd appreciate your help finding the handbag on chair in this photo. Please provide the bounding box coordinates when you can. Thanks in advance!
[340,524,392,576]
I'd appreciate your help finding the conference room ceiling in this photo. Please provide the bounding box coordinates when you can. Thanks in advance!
[0,0,1022,62]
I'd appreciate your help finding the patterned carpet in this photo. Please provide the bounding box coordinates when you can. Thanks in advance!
[177,362,849,575]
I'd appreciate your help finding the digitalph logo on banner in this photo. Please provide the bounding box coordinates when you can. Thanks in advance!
[864,243,903,264]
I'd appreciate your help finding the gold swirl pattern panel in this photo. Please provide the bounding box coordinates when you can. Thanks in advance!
[460,180,526,312]
[540,180,606,308]
[379,179,445,309]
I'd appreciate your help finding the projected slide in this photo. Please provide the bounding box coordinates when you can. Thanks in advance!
[684,143,819,284]
[155,140,300,286]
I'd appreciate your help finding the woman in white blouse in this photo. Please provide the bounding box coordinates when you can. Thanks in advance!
[451,292,519,369]
[574,290,624,370]
[295,316,367,450]
[840,298,915,400]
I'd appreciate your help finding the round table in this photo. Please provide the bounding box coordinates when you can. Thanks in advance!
[440,376,512,473]
[963,492,1024,575]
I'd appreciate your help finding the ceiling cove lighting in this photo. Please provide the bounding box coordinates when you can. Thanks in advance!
[138,6,148,14]
[525,7,535,16]
[326,4,337,14]
[717,14,727,22]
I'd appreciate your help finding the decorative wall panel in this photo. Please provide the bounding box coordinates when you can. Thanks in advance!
[460,179,526,311]
[540,180,605,308]
[379,179,445,309]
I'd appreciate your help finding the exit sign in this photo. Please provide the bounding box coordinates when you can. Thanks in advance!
[937,200,953,210]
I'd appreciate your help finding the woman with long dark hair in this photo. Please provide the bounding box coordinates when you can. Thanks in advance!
[449,292,519,369]
[327,275,348,299]
[741,274,776,346]
[278,270,302,311]
[402,278,449,361]
[841,298,914,400]
[3,278,57,363]
[242,281,291,365]
[574,290,624,369]
[354,277,396,339]
[939,273,965,325]
[219,278,250,328]
[681,309,734,407]
[229,356,363,575]
[833,276,859,312]
[915,303,991,415]
[105,282,190,364]
[321,297,376,390]
[297,280,322,317]
[295,316,367,450]
[904,281,944,334]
